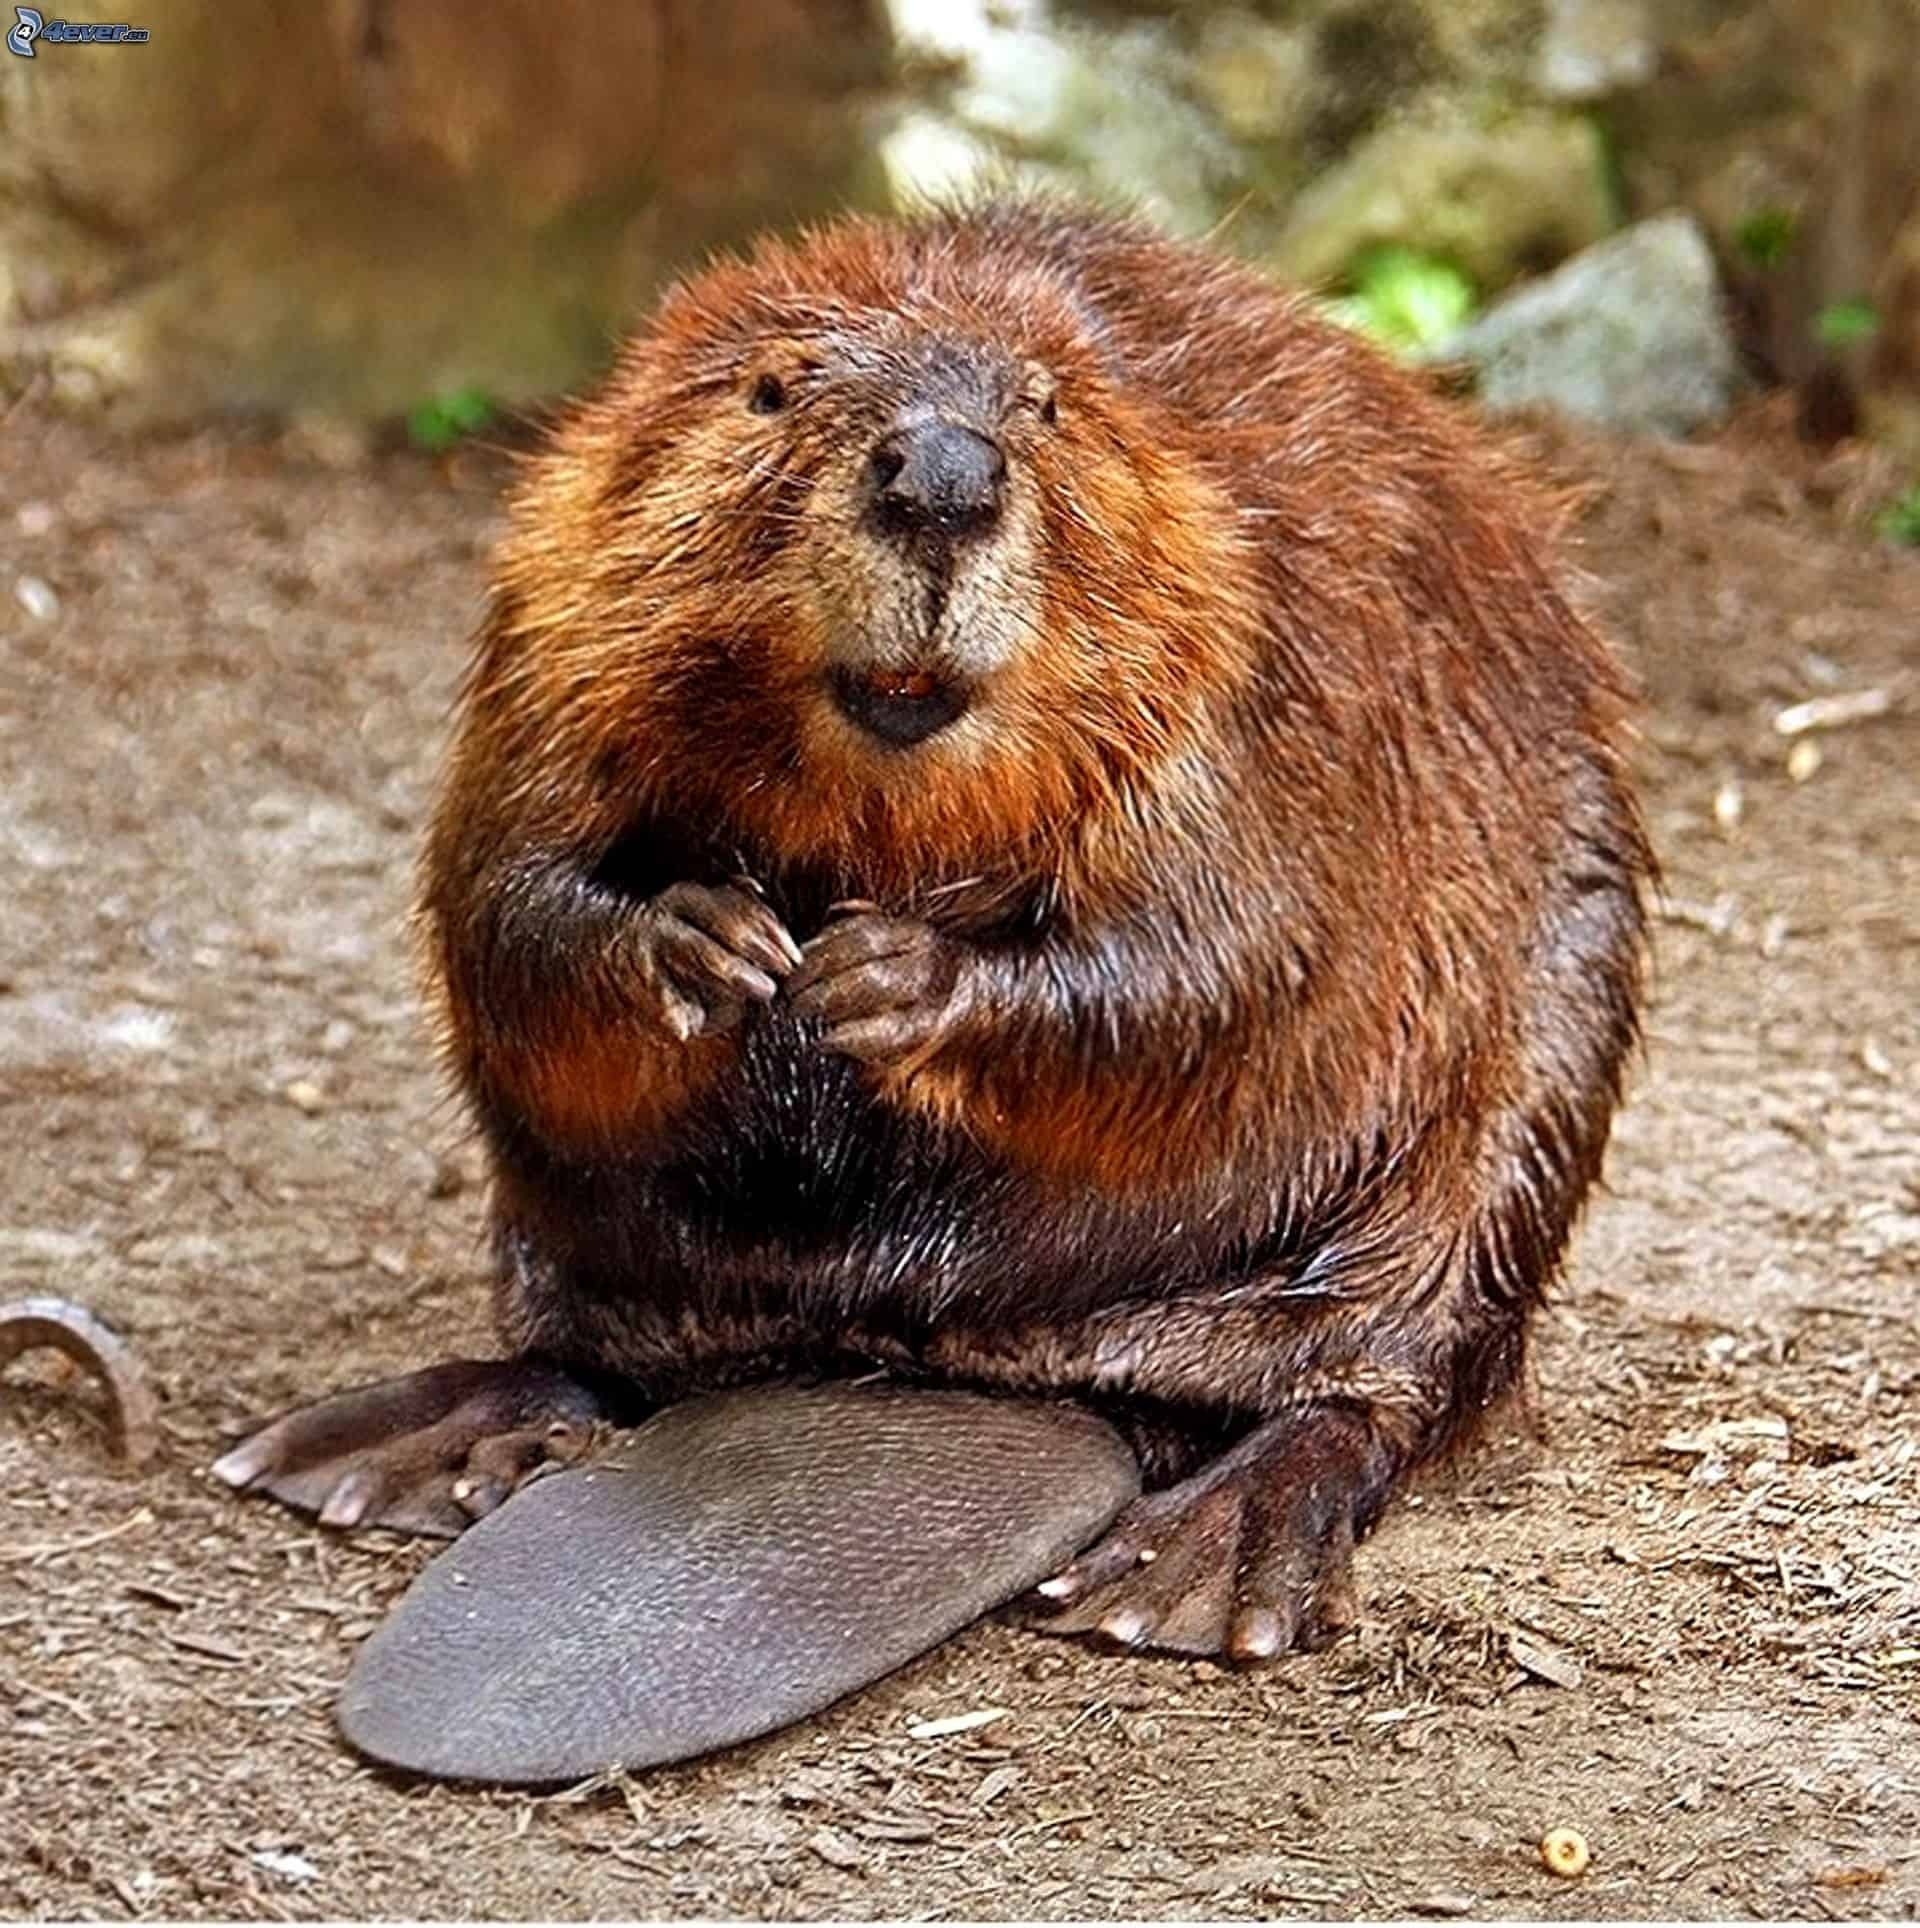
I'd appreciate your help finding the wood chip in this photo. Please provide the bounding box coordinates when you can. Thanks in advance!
[10,1676,93,1721]
[167,1629,248,1665]
[1508,1631,1585,1689]
[1816,1865,1888,1888]
[853,1818,936,1844]
[805,1827,866,1872]
[1773,688,1893,736]
[4,1507,154,1564]
[251,1849,320,1884]
[906,1706,1010,1740]
[125,1581,190,1610]
[1660,1416,1791,1459]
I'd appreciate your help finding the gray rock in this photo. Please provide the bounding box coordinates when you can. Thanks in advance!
[1435,213,1745,438]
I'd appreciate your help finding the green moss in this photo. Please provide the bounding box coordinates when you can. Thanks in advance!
[1326,245,1478,355]
[1877,483,1920,547]
[1733,206,1796,269]
[1813,299,1880,350]
[405,385,497,453]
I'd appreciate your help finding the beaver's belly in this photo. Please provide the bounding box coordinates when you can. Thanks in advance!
[492,1007,1295,1383]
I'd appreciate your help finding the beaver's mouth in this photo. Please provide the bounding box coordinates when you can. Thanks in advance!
[828,665,970,747]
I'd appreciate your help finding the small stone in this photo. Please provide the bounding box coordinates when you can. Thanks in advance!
[250,1850,320,1885]
[1188,17,1314,145]
[50,363,105,412]
[283,1078,326,1115]
[1787,740,1823,783]
[15,501,57,537]
[14,574,60,622]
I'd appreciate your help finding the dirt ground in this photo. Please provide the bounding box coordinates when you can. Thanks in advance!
[1,395,1915,1922]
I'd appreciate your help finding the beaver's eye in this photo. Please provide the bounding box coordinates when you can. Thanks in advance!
[748,372,788,415]
[1019,371,1059,426]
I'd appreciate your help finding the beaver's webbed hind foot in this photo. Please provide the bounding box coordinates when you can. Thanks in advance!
[1027,1405,1392,1660]
[211,1357,607,1537]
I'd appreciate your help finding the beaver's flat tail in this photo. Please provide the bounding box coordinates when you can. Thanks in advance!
[336,1380,1139,1784]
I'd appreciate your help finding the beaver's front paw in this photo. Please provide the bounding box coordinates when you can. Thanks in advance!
[1028,1408,1385,1660]
[786,909,966,1067]
[638,881,802,1041]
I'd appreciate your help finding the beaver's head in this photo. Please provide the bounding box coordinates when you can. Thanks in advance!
[491,208,1262,897]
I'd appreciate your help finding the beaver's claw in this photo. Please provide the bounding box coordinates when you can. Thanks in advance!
[212,1357,606,1538]
[1028,1407,1383,1660]
[641,880,802,1040]
[786,909,964,1066]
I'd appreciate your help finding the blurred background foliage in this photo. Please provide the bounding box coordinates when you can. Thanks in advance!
[1,0,1916,471]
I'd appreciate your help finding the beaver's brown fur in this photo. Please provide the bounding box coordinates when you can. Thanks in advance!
[220,202,1652,1660]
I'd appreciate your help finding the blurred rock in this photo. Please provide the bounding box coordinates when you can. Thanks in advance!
[1606,0,1920,456]
[1187,15,1316,148]
[885,0,1613,288]
[1435,212,1744,437]
[1535,0,1655,103]
[1267,110,1616,294]
[883,3,1233,235]
[0,0,892,425]
[5,0,1916,446]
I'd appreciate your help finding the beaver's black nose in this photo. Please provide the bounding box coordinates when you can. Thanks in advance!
[867,422,1004,544]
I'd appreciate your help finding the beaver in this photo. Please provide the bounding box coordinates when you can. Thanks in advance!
[215,200,1651,1674]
